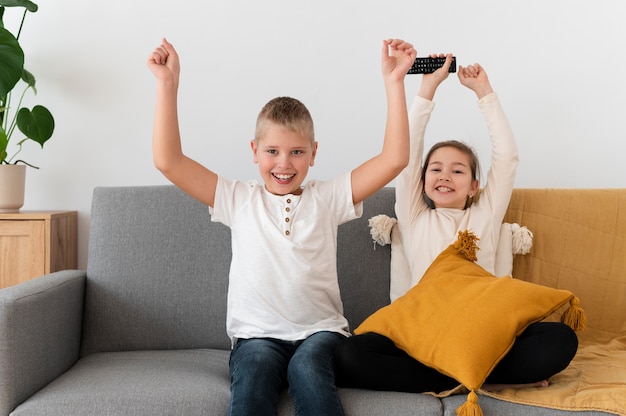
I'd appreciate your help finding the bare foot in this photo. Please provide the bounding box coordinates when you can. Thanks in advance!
[482,380,549,392]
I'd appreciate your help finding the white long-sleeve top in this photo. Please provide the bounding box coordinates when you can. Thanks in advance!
[390,92,519,301]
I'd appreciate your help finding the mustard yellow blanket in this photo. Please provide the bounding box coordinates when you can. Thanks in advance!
[492,189,626,416]
[481,334,626,415]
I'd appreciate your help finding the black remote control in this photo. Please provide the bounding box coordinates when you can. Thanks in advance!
[407,57,457,74]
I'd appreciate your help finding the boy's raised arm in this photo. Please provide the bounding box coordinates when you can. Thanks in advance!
[350,39,416,205]
[148,38,219,207]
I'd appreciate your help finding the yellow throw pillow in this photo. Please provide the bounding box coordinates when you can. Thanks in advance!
[355,230,586,416]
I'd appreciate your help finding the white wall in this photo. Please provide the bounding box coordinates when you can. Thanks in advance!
[6,0,626,269]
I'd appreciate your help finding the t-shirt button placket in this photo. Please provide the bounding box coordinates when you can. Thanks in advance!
[284,198,292,236]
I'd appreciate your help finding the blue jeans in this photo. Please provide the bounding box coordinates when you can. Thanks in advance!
[228,331,346,416]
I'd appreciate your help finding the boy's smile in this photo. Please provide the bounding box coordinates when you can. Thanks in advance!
[272,173,296,183]
[251,123,317,196]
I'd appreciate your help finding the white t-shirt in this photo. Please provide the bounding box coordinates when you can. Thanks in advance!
[210,173,362,343]
[391,93,519,301]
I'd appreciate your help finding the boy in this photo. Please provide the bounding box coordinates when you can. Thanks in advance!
[147,37,416,416]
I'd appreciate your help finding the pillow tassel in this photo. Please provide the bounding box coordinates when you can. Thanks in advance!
[560,296,587,331]
[453,230,480,262]
[511,223,533,255]
[368,214,397,247]
[456,390,483,416]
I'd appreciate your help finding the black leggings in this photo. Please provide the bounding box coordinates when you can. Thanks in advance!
[334,322,578,393]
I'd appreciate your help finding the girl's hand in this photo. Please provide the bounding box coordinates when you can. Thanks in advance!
[458,63,493,99]
[381,39,417,82]
[417,53,454,100]
[147,38,180,85]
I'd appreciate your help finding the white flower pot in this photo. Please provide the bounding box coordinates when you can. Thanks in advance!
[0,164,26,213]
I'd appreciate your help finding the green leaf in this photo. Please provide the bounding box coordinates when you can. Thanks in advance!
[16,104,54,147]
[0,124,8,161]
[21,68,36,93]
[21,68,34,85]
[0,26,24,99]
[0,1,38,13]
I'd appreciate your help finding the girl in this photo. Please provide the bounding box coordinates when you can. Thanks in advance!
[334,55,578,393]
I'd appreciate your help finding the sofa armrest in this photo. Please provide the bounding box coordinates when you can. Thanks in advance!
[0,270,86,415]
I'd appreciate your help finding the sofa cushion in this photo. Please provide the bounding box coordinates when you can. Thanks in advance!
[337,187,397,331]
[82,186,232,356]
[278,388,444,416]
[81,185,398,356]
[10,350,232,416]
[355,230,585,415]
[11,348,444,416]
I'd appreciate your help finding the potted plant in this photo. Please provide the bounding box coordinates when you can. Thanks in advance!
[0,0,54,212]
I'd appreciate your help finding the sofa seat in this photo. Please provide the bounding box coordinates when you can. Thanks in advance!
[11,349,444,416]
[11,350,231,415]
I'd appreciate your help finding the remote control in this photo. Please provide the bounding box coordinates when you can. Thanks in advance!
[407,56,457,74]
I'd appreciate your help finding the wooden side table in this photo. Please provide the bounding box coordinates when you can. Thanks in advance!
[0,211,78,289]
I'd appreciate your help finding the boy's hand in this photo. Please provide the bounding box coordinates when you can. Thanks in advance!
[418,53,453,100]
[382,39,417,82]
[147,38,180,85]
[458,63,494,99]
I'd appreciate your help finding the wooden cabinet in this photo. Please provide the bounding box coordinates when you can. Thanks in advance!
[0,211,77,289]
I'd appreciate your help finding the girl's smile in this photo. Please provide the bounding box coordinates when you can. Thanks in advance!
[424,146,478,209]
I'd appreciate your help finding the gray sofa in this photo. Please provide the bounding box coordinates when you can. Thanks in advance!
[0,185,614,415]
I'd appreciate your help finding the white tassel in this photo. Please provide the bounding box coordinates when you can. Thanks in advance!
[368,214,397,247]
[511,223,533,255]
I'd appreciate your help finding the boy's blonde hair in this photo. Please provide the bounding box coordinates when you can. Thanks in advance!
[255,97,315,144]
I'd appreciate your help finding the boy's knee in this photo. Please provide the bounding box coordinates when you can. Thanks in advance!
[231,339,288,378]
